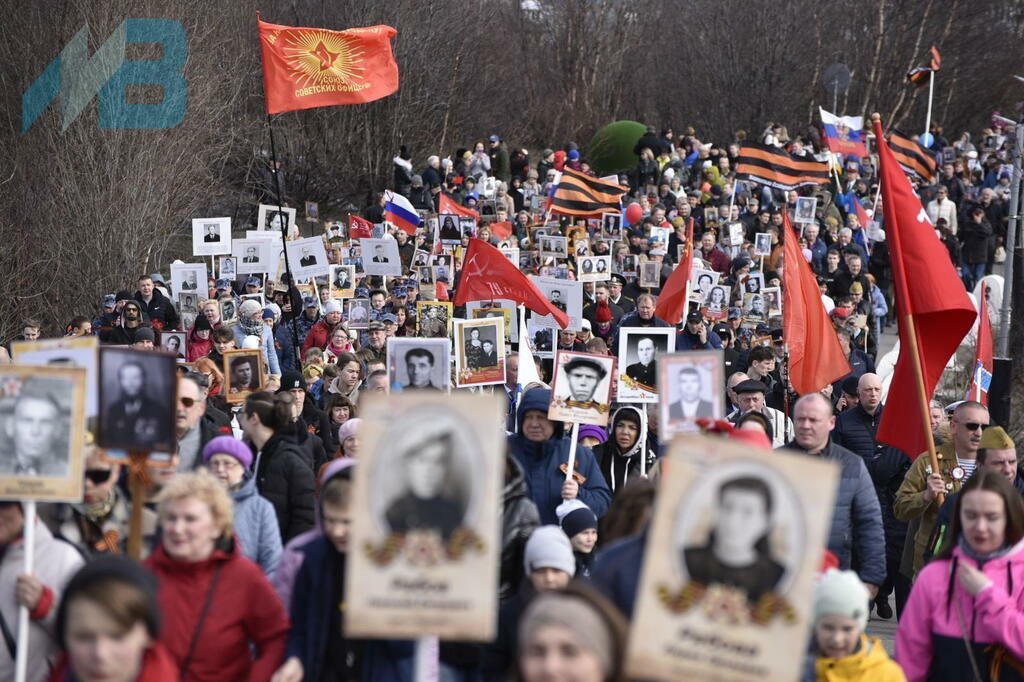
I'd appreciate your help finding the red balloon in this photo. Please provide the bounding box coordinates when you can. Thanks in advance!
[625,203,644,225]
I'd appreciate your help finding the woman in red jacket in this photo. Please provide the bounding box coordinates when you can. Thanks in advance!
[49,556,178,682]
[144,470,289,681]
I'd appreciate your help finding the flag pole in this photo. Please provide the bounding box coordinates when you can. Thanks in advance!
[872,113,942,499]
[564,422,580,483]
[266,114,304,369]
[924,70,935,139]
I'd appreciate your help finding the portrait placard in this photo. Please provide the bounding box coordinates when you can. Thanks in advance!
[169,262,208,302]
[218,256,237,279]
[690,268,720,303]
[742,292,768,325]
[728,222,745,246]
[222,348,264,404]
[625,436,838,682]
[649,226,671,252]
[0,365,87,501]
[191,217,232,257]
[573,238,591,258]
[499,247,519,267]
[305,200,320,222]
[743,272,765,296]
[753,232,772,257]
[639,261,661,288]
[794,196,818,223]
[577,256,611,282]
[454,318,506,387]
[763,287,782,317]
[345,393,504,640]
[618,254,638,277]
[529,277,583,331]
[416,301,453,339]
[548,351,615,426]
[386,338,451,392]
[616,328,675,403]
[346,298,370,329]
[360,238,402,276]
[97,347,177,453]
[219,297,238,326]
[160,331,187,360]
[658,351,724,438]
[700,285,730,320]
[11,336,99,419]
[601,212,623,240]
[329,264,356,299]
[525,318,553,358]
[466,300,518,343]
[286,236,330,280]
[257,204,298,236]
[437,214,463,244]
[233,239,269,275]
[539,236,568,260]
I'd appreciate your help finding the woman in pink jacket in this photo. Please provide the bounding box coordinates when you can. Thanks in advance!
[896,469,1024,682]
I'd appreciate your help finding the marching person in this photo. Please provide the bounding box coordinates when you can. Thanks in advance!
[593,406,656,495]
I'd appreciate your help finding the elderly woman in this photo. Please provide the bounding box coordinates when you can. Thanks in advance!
[143,471,288,681]
[233,299,281,377]
[202,436,282,577]
[48,556,178,681]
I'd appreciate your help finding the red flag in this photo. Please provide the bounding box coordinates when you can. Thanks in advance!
[438,192,479,220]
[654,218,694,324]
[873,117,976,458]
[454,238,569,328]
[348,214,374,239]
[258,15,398,115]
[966,287,994,405]
[782,212,850,393]
[490,220,513,240]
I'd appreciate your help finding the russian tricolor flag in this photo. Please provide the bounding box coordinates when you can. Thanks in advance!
[384,190,422,235]
[820,108,867,158]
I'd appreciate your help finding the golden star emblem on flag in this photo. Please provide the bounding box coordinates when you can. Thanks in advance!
[282,28,366,88]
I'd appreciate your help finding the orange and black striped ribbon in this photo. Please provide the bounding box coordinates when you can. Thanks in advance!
[735,143,831,191]
[888,130,938,182]
[551,168,627,217]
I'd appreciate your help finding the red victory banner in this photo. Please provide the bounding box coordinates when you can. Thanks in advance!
[258,15,398,114]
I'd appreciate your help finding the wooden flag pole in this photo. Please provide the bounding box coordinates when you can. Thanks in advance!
[13,500,36,682]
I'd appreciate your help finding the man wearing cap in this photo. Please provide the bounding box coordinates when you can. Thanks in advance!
[560,357,608,404]
[727,379,794,448]
[131,326,156,350]
[895,400,991,576]
[676,311,723,351]
[831,373,912,618]
[134,275,178,331]
[788,393,885,596]
[92,294,119,333]
[278,370,335,462]
[244,277,263,296]
[356,321,388,366]
[301,299,343,355]
[294,296,321,349]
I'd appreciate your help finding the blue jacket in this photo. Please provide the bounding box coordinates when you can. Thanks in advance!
[507,388,611,524]
[675,328,723,351]
[787,440,887,586]
[274,323,297,373]
[232,323,282,376]
[610,310,672,349]
[231,475,283,578]
[591,531,646,618]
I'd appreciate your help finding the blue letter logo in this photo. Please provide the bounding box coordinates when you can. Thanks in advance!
[22,19,187,132]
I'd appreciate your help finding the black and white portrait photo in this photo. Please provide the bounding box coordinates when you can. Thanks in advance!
[413,249,430,267]
[416,302,452,339]
[437,213,462,244]
[794,196,817,223]
[191,217,232,257]
[540,236,568,259]
[763,287,782,317]
[360,238,402,276]
[690,268,720,303]
[346,298,370,329]
[578,255,611,283]
[0,366,87,501]
[233,239,268,275]
[744,272,765,296]
[387,338,451,391]
[417,266,436,287]
[639,261,661,288]
[10,336,99,420]
[178,293,199,315]
[287,236,330,280]
[169,262,209,302]
[575,239,591,257]
[754,232,772,257]
[454,319,506,387]
[525,319,553,358]
[701,285,729,317]
[619,254,638,276]
[98,348,176,453]
[549,351,615,426]
[617,327,674,403]
[218,256,237,279]
[223,348,264,403]
[257,203,297,236]
[305,200,320,222]
[330,264,356,299]
[219,297,238,326]
[659,350,724,438]
[743,292,767,322]
[161,331,187,360]
[601,212,623,239]
[529,276,583,331]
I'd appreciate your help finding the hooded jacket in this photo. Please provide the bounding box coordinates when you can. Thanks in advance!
[896,538,1024,682]
[99,303,152,345]
[499,454,541,601]
[134,287,179,329]
[144,539,288,682]
[507,388,611,524]
[231,474,283,577]
[254,433,315,542]
[802,634,906,682]
[594,406,657,494]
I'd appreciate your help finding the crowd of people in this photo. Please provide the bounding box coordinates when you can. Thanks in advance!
[0,118,1016,682]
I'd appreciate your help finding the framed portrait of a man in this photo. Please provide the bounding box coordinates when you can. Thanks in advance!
[658,351,724,438]
[601,212,623,240]
[345,298,370,329]
[743,272,765,296]
[287,236,330,280]
[794,196,818,224]
[639,261,661,289]
[257,203,298,237]
[466,299,518,344]
[625,435,839,682]
[191,217,232,257]
[233,238,269,275]
[529,276,583,331]
[219,296,238,326]
[525,318,554,358]
[0,366,87,501]
[743,292,768,324]
[753,232,772,257]
[329,264,356,300]
[578,255,611,282]
[360,238,402,276]
[97,347,176,453]
[454,318,506,387]
[305,200,320,222]
[387,338,451,391]
[617,328,675,403]
[416,301,453,339]
[345,392,504,640]
[161,332,187,361]
[11,336,99,420]
[763,287,782,317]
[549,350,616,426]
[169,262,209,302]
[618,253,638,277]
[223,348,264,404]
[218,256,237,280]
[539,235,568,260]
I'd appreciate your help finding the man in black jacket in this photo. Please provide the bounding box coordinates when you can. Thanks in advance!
[134,275,179,330]
[279,370,336,457]
[830,373,910,619]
